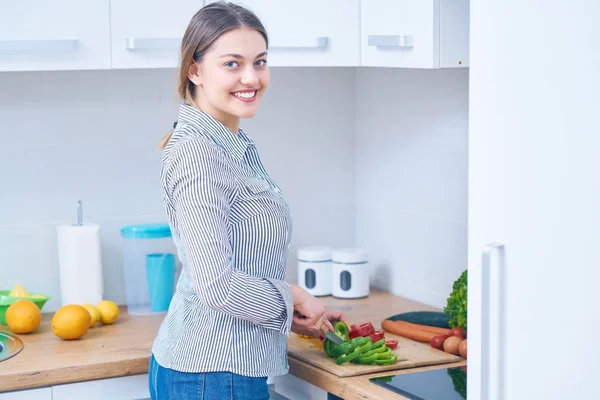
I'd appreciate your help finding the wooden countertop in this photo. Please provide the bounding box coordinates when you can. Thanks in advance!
[0,290,465,399]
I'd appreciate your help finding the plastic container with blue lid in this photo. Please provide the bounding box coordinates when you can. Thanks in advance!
[120,223,178,315]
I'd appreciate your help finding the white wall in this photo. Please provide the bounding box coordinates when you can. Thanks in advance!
[355,67,469,309]
[0,66,468,313]
[0,67,356,311]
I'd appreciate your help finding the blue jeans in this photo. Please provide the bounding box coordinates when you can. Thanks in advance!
[148,354,270,399]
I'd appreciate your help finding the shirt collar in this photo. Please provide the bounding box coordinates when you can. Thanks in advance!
[177,103,252,161]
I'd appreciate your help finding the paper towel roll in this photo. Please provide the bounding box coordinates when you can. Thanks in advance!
[57,223,104,306]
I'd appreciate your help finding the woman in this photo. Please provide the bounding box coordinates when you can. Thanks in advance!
[150,2,345,399]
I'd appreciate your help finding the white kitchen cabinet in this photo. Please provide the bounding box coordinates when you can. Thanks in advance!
[207,0,360,67]
[110,0,207,69]
[360,0,469,68]
[0,388,52,400]
[0,0,111,72]
[52,374,150,400]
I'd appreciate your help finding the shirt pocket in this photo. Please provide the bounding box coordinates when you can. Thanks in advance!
[244,178,271,195]
[230,178,288,224]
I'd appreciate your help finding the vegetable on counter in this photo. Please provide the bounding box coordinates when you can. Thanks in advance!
[322,321,399,366]
[385,311,451,329]
[458,339,468,358]
[443,336,463,355]
[392,320,450,336]
[380,318,468,360]
[444,270,468,330]
[381,320,438,343]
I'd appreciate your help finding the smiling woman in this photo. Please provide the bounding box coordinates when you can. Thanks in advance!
[158,2,270,148]
[149,2,345,400]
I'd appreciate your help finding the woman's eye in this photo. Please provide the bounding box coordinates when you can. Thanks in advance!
[255,59,267,67]
[225,61,239,68]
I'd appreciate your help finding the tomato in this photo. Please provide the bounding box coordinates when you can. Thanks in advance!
[385,340,398,350]
[430,335,448,350]
[449,327,465,338]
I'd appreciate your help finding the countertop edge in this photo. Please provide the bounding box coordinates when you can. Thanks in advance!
[0,358,150,393]
[288,356,467,400]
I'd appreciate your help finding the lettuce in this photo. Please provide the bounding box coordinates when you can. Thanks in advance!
[444,270,468,329]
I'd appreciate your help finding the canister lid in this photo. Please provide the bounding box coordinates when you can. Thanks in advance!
[297,246,332,262]
[120,223,172,239]
[332,248,369,264]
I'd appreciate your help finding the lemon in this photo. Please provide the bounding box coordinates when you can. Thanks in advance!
[96,300,119,325]
[51,305,91,340]
[9,284,30,298]
[6,299,41,334]
[81,304,101,328]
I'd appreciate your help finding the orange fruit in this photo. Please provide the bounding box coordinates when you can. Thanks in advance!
[51,305,91,340]
[6,299,41,334]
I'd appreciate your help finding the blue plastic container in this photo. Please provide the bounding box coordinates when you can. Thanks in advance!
[120,223,178,315]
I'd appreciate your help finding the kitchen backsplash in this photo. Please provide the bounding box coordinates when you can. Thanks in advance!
[356,67,469,309]
[0,67,356,312]
[0,66,467,312]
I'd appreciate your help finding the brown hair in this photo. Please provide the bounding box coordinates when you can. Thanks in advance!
[158,1,269,150]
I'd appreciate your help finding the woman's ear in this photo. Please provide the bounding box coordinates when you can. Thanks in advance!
[188,62,202,86]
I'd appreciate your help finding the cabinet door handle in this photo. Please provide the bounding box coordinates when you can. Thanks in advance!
[367,34,414,48]
[0,39,78,54]
[269,37,329,50]
[481,242,506,400]
[125,38,181,52]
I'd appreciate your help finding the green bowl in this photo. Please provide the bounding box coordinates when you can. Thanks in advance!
[0,291,51,325]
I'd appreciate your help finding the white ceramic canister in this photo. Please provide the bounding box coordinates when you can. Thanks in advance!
[297,246,333,296]
[331,248,370,299]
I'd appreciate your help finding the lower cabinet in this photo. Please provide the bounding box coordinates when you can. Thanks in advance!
[52,374,150,400]
[269,374,328,400]
[0,373,319,400]
[0,388,52,400]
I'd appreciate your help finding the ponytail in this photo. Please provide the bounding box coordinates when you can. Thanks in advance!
[158,121,178,151]
[157,130,174,150]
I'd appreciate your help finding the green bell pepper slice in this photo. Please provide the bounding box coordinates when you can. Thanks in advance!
[356,353,379,365]
[336,349,362,365]
[333,321,350,341]
[374,354,398,365]
[323,339,337,358]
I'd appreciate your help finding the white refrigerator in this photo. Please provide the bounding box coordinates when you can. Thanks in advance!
[468,1,600,399]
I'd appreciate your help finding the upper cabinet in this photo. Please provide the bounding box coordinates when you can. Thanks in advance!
[110,0,205,69]
[360,0,469,68]
[0,0,110,72]
[207,0,360,67]
[0,0,469,71]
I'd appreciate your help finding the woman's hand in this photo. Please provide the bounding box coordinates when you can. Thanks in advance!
[290,285,332,337]
[292,311,349,339]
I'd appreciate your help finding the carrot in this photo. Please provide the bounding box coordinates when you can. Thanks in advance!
[381,320,437,343]
[390,320,450,336]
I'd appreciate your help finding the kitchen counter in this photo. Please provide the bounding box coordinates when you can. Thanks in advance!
[0,290,465,399]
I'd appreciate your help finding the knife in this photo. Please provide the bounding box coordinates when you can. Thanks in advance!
[320,323,345,345]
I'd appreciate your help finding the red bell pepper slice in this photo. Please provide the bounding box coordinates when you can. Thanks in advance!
[349,322,376,339]
[385,340,399,350]
[369,330,385,343]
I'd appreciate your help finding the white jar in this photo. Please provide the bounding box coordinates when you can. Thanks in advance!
[332,248,370,299]
[297,246,332,296]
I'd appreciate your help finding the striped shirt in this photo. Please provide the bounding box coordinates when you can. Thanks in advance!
[151,104,294,377]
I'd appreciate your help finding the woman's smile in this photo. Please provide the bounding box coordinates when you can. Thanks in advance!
[231,89,258,102]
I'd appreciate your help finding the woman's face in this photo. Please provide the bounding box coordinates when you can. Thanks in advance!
[189,27,270,129]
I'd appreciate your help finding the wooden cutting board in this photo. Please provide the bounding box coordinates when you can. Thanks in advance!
[287,332,461,377]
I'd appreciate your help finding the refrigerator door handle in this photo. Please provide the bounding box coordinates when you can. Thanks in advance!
[481,242,506,400]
